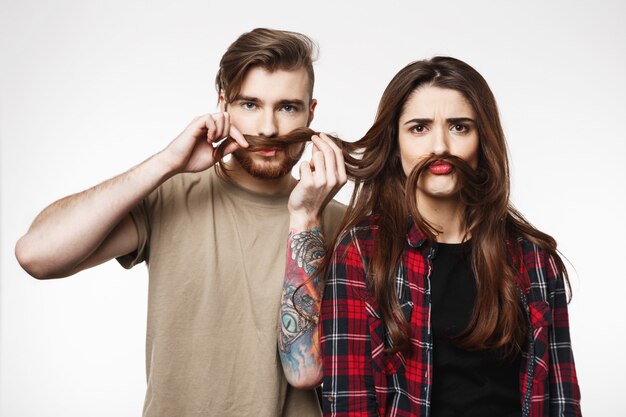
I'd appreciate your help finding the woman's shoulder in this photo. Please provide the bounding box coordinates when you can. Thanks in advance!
[339,215,380,244]
[512,237,563,288]
[353,214,381,235]
[513,237,556,264]
[333,215,380,262]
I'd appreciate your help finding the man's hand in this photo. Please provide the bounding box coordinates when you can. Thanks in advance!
[288,133,347,229]
[162,112,248,174]
[278,133,347,388]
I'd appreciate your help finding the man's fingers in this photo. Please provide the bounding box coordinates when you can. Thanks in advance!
[311,135,338,188]
[222,112,230,140]
[229,125,249,148]
[186,114,209,134]
[299,159,313,184]
[310,136,328,186]
[320,133,347,186]
[213,112,227,141]
[203,114,218,142]
[222,140,241,157]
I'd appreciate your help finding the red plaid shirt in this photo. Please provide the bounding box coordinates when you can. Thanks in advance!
[320,217,581,417]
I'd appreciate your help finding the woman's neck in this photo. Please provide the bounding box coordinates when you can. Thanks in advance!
[416,193,467,244]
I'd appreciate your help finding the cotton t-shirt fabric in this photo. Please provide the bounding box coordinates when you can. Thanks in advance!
[430,241,521,417]
[117,167,346,417]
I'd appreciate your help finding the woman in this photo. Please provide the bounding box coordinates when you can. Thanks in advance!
[320,57,581,416]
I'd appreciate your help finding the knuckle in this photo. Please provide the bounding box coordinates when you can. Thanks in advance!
[316,178,327,188]
[300,178,313,188]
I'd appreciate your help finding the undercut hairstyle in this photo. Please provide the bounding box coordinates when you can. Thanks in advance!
[215,28,318,104]
[318,56,570,356]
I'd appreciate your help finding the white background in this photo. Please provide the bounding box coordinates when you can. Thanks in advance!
[1,0,624,416]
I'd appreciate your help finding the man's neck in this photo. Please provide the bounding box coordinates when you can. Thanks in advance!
[223,159,297,196]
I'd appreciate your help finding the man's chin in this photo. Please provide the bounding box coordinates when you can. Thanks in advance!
[247,164,292,180]
[232,152,295,180]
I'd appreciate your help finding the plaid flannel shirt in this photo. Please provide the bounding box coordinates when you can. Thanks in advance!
[320,216,581,417]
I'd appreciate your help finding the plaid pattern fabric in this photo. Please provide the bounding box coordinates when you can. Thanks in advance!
[320,217,581,417]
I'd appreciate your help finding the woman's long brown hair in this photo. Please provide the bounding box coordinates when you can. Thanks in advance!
[213,128,362,179]
[318,56,570,355]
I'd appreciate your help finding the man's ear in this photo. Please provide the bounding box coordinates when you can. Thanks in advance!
[307,98,318,127]
[219,91,227,112]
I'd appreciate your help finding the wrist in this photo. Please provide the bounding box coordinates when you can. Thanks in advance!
[153,148,184,179]
[289,213,322,232]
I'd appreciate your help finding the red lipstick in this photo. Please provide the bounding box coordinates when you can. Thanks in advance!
[428,161,453,175]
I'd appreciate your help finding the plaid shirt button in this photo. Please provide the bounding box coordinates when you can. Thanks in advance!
[328,395,334,402]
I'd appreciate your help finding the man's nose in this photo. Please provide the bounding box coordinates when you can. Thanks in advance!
[257,110,278,138]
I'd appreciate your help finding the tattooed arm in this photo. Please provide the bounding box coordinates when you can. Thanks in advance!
[278,227,326,388]
[278,133,347,388]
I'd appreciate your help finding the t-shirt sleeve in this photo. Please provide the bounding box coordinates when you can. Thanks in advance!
[116,199,150,269]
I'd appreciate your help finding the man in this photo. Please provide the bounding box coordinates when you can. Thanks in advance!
[15,28,346,417]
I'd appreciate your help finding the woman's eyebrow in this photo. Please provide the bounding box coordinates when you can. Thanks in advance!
[403,117,475,125]
[446,117,475,123]
[403,118,432,125]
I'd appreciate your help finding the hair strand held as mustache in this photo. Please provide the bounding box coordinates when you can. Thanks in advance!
[213,127,363,178]
[405,154,492,241]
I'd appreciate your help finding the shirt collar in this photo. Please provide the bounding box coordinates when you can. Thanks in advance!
[407,216,427,248]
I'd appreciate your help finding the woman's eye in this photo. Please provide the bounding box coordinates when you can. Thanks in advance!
[452,124,468,132]
[410,125,426,133]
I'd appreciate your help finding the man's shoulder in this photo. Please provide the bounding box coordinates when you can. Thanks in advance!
[322,199,346,236]
[324,199,347,216]
[152,168,217,199]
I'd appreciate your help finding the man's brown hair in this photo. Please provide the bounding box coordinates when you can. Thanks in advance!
[215,28,317,104]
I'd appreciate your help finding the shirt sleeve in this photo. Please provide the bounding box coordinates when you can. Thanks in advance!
[116,199,150,269]
[546,255,582,416]
[321,231,378,417]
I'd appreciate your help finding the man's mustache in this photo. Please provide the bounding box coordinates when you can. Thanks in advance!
[214,127,353,162]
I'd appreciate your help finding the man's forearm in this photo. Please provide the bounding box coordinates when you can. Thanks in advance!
[16,113,246,278]
[15,151,176,278]
[278,224,326,389]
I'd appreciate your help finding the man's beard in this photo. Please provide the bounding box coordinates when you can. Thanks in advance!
[231,143,305,180]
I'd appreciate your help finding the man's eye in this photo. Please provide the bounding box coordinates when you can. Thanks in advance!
[242,102,256,110]
[282,105,299,113]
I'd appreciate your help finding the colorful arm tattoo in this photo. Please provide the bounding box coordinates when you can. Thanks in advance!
[278,226,325,387]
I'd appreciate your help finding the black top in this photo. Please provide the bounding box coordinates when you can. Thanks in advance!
[430,241,521,417]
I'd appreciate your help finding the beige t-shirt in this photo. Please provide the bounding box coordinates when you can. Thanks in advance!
[118,167,345,417]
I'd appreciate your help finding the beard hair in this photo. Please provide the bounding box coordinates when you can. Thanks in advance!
[232,144,305,180]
